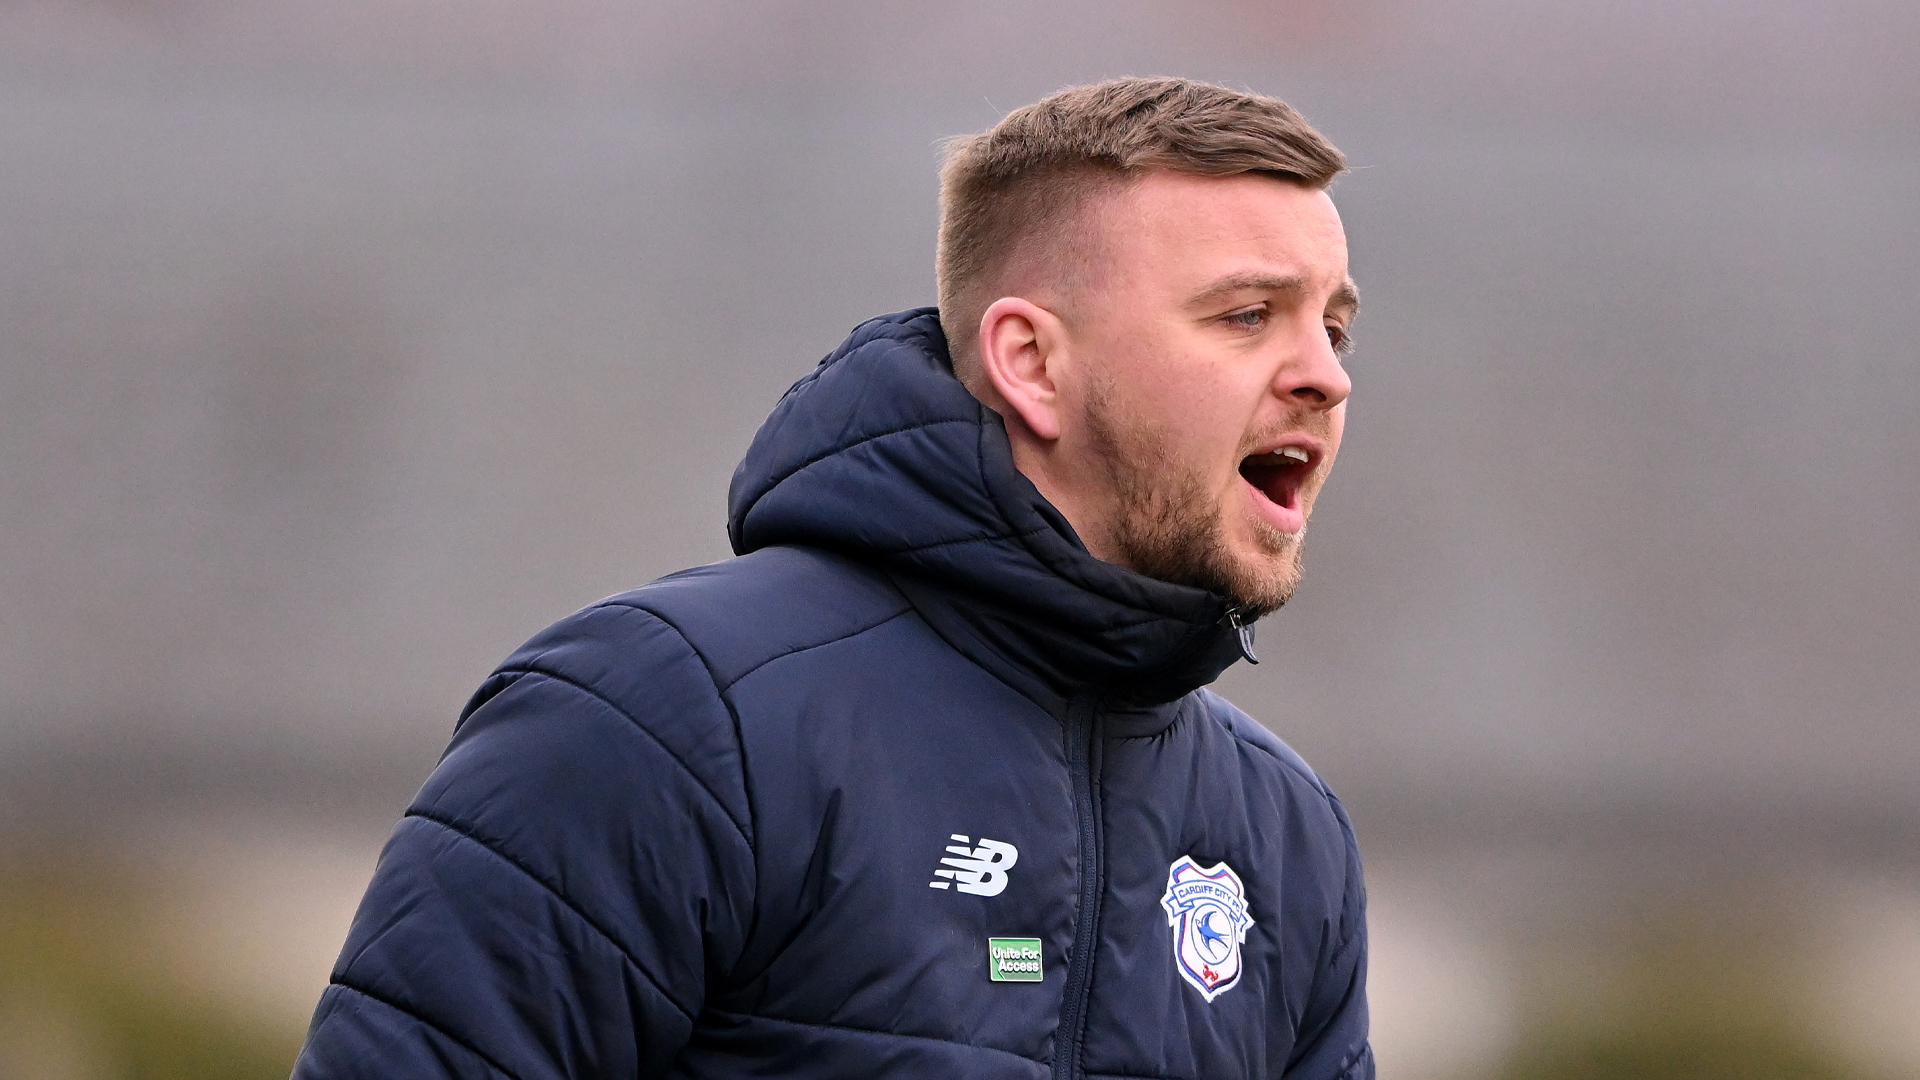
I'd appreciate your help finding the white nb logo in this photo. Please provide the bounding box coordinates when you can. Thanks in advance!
[928,834,1019,896]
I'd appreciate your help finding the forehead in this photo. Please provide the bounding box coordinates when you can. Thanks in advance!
[1093,171,1349,294]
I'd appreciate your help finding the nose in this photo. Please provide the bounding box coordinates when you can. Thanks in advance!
[1278,325,1351,410]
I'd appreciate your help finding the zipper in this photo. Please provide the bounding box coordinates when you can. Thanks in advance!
[1053,692,1104,1080]
[1224,607,1259,665]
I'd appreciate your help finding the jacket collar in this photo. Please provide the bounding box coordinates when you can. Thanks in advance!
[727,308,1250,715]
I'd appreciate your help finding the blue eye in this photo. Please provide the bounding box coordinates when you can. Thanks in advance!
[1326,324,1354,355]
[1225,308,1266,330]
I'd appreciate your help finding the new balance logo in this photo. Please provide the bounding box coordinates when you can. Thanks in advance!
[928,834,1018,896]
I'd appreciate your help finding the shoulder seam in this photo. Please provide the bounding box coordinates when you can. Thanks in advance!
[327,975,528,1080]
[712,606,913,692]
[403,810,702,1023]
[1208,705,1332,798]
[492,663,753,847]
[580,601,757,850]
[1325,791,1367,966]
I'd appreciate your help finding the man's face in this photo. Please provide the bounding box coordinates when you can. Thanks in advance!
[1053,171,1355,616]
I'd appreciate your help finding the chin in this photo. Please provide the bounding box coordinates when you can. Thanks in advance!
[1220,529,1304,619]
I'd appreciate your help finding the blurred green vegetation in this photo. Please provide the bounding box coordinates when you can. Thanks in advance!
[1499,1028,1858,1080]
[0,855,299,1080]
[1493,899,1867,1080]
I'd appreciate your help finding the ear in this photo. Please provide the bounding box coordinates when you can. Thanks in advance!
[976,297,1066,442]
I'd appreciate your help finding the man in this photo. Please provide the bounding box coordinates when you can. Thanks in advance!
[295,76,1370,1080]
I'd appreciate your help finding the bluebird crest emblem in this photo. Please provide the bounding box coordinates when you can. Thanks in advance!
[1160,855,1254,1002]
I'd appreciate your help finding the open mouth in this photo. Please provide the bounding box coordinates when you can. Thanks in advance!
[1237,444,1315,521]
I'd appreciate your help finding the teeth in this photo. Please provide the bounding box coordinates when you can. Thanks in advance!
[1275,446,1310,464]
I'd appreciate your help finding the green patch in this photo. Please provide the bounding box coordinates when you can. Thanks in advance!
[1,855,302,1080]
[987,938,1044,982]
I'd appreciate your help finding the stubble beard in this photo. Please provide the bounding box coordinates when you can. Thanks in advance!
[1084,387,1304,619]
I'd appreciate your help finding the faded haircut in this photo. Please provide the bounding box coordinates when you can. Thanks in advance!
[936,77,1346,385]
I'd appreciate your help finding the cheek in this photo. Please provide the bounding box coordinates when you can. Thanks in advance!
[1325,402,1347,461]
[1157,388,1244,466]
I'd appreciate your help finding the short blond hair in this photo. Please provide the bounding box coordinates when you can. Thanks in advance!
[936,77,1346,380]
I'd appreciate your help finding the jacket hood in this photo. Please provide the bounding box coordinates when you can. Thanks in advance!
[727,308,1250,710]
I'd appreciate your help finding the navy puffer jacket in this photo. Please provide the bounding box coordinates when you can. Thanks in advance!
[293,309,1372,1080]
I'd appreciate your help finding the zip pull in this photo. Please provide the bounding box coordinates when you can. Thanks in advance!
[1224,608,1259,665]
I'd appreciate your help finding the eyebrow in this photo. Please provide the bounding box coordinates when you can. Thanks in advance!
[1186,272,1361,320]
[1331,279,1360,320]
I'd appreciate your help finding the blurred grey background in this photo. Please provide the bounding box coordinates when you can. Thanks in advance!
[1,1,1916,1077]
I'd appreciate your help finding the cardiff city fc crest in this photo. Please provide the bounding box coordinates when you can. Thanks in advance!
[1160,856,1254,1002]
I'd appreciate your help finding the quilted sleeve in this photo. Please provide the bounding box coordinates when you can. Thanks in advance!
[1281,791,1372,1080]
[292,606,756,1080]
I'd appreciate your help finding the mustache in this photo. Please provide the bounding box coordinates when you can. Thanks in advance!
[1235,416,1336,458]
